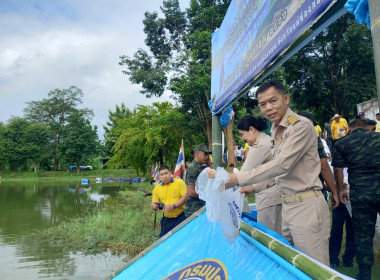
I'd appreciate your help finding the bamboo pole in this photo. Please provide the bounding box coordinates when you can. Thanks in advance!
[240,222,343,280]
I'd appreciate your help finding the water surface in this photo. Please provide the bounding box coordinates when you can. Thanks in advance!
[0,181,128,280]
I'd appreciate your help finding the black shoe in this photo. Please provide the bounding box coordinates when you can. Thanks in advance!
[330,263,339,268]
[343,262,357,267]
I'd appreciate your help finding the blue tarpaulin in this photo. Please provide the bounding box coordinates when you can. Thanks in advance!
[112,212,313,280]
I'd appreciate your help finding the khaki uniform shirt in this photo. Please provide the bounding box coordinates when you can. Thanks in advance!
[236,108,322,196]
[240,133,281,210]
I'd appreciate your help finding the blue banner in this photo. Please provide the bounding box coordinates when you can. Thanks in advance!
[211,0,335,114]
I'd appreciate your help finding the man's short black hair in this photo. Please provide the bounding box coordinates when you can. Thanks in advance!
[367,119,377,126]
[158,165,170,172]
[349,118,367,129]
[256,81,285,99]
[236,115,268,131]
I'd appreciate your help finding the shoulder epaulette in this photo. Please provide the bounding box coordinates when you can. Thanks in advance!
[253,140,260,145]
[286,115,300,126]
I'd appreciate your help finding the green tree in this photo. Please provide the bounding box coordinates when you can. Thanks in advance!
[103,103,132,157]
[24,123,50,172]
[24,86,93,170]
[59,112,99,174]
[0,118,50,171]
[107,102,187,174]
[282,14,376,124]
[119,0,231,148]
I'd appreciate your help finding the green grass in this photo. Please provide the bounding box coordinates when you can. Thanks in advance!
[0,168,148,181]
[39,181,160,258]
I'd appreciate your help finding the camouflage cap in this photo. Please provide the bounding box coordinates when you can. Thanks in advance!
[193,144,212,154]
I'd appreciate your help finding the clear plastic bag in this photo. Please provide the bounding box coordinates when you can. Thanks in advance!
[195,167,245,243]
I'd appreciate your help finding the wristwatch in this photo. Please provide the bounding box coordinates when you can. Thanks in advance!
[173,204,177,209]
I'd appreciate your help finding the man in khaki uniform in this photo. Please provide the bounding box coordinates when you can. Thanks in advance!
[208,81,330,265]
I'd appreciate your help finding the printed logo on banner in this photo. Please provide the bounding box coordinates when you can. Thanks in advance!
[162,258,228,280]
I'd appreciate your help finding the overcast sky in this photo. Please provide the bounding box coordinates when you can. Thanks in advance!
[0,0,188,139]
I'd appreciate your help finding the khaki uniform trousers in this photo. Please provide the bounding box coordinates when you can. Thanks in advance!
[257,204,282,235]
[281,195,330,266]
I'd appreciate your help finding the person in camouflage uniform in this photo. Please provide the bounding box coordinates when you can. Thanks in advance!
[184,144,213,217]
[332,118,380,280]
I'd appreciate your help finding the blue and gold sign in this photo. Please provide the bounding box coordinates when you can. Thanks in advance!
[162,259,228,280]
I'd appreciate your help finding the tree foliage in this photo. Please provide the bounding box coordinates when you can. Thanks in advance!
[0,118,50,171]
[120,0,231,147]
[23,86,93,170]
[59,112,99,174]
[282,14,376,124]
[107,102,189,174]
[103,103,132,157]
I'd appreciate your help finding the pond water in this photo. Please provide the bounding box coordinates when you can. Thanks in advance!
[0,181,128,280]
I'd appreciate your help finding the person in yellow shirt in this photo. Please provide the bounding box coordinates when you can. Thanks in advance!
[151,165,188,237]
[376,113,380,133]
[315,124,322,138]
[331,114,348,155]
[244,142,249,162]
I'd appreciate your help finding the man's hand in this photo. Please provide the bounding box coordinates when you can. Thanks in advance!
[240,185,255,197]
[339,191,349,205]
[331,192,340,209]
[207,168,216,178]
[163,204,175,213]
[151,202,159,210]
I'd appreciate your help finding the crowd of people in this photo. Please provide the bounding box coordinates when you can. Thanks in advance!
[150,81,380,280]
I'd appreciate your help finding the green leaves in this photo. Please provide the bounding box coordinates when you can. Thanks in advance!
[106,102,187,174]
[59,112,99,171]
[282,14,376,123]
[0,118,50,171]
[119,0,231,146]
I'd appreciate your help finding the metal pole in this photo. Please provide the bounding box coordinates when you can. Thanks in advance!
[368,0,380,110]
[212,115,222,168]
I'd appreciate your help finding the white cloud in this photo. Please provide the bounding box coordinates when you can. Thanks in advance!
[0,0,185,139]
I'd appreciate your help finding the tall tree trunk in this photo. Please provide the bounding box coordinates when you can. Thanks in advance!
[222,116,236,166]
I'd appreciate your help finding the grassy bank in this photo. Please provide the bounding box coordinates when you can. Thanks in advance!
[40,181,159,259]
[0,168,148,181]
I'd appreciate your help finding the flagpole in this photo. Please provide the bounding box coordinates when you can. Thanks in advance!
[182,139,186,180]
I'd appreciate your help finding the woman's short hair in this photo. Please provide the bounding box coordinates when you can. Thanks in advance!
[236,115,268,132]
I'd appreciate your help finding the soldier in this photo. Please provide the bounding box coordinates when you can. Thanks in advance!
[333,118,380,280]
[208,81,330,265]
[184,144,212,217]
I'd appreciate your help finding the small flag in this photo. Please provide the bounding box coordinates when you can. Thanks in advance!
[154,163,159,184]
[173,140,185,179]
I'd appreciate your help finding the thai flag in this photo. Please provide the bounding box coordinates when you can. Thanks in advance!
[173,140,185,179]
